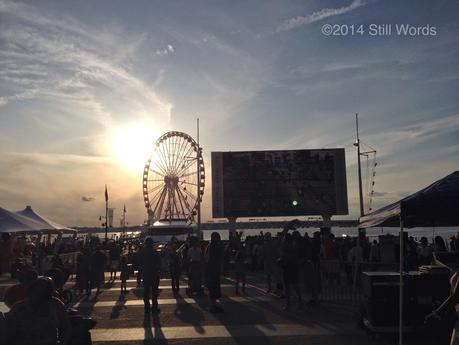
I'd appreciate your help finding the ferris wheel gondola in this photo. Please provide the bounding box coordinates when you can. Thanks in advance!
[143,131,204,224]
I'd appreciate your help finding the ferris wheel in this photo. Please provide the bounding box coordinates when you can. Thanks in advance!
[143,131,204,224]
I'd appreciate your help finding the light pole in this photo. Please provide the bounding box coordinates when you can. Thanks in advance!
[354,113,365,218]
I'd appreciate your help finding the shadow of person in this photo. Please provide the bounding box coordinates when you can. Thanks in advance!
[173,294,205,334]
[142,312,168,345]
[75,293,98,318]
[110,292,127,319]
[132,286,144,299]
[192,284,276,345]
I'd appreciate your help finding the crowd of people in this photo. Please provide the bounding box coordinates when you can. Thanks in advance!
[2,228,459,344]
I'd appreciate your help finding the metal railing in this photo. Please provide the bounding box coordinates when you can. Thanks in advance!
[316,260,398,307]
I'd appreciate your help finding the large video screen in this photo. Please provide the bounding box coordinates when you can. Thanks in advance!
[212,149,348,218]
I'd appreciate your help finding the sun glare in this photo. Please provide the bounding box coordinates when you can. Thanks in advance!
[111,122,158,171]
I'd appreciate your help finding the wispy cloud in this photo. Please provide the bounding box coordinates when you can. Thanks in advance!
[0,1,172,126]
[276,0,367,32]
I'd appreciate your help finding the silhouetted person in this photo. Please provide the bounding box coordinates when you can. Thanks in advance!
[206,232,224,313]
[187,237,203,295]
[451,230,459,252]
[418,237,433,266]
[425,268,459,344]
[169,243,181,296]
[434,235,447,252]
[138,237,161,313]
[280,233,302,311]
[109,241,121,280]
[89,246,107,296]
[234,240,247,295]
[0,233,13,276]
[6,277,70,345]
[3,269,38,308]
[120,256,129,294]
[263,232,277,293]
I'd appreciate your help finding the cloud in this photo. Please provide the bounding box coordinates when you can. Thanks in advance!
[0,1,172,126]
[81,196,95,202]
[156,44,175,56]
[277,0,367,32]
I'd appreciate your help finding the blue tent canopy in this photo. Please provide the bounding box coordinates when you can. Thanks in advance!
[359,171,459,228]
[358,171,459,345]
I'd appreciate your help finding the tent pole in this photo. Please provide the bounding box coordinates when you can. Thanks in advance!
[399,217,404,345]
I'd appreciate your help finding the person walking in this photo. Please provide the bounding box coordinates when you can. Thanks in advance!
[206,232,224,313]
[109,241,121,281]
[280,233,302,311]
[187,237,203,295]
[119,256,129,294]
[89,246,107,296]
[234,240,247,295]
[169,243,181,296]
[75,251,90,295]
[138,237,161,314]
[263,233,276,293]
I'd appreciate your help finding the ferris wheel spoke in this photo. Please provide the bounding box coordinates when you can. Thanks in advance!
[157,142,171,175]
[173,137,191,175]
[172,137,187,175]
[179,169,198,179]
[153,149,169,175]
[176,145,195,173]
[174,185,187,218]
[166,137,174,173]
[171,135,184,175]
[148,184,164,195]
[181,181,198,187]
[176,158,198,177]
[150,151,168,176]
[153,186,168,220]
[176,185,193,214]
[149,187,166,208]
[182,187,197,203]
[149,167,165,177]
[171,188,182,219]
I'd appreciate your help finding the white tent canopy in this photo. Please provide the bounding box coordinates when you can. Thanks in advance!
[0,207,46,233]
[16,206,74,232]
[0,205,75,234]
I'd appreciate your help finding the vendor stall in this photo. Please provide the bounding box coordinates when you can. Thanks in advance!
[359,171,459,344]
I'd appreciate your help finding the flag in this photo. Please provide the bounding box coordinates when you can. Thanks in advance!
[104,184,108,202]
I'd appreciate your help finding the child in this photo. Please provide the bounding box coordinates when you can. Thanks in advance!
[120,256,129,293]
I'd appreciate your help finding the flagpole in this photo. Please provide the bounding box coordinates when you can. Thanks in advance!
[105,184,108,244]
[123,204,126,236]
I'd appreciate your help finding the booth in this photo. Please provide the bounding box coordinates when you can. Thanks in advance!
[359,171,459,344]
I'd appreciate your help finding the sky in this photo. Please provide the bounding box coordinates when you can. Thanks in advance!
[0,0,458,227]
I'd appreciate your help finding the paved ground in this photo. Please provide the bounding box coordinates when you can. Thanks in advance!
[0,272,448,344]
[67,273,376,345]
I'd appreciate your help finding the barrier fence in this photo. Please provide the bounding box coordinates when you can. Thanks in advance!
[317,260,398,308]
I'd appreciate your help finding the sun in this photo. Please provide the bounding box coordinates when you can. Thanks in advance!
[111,121,158,171]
